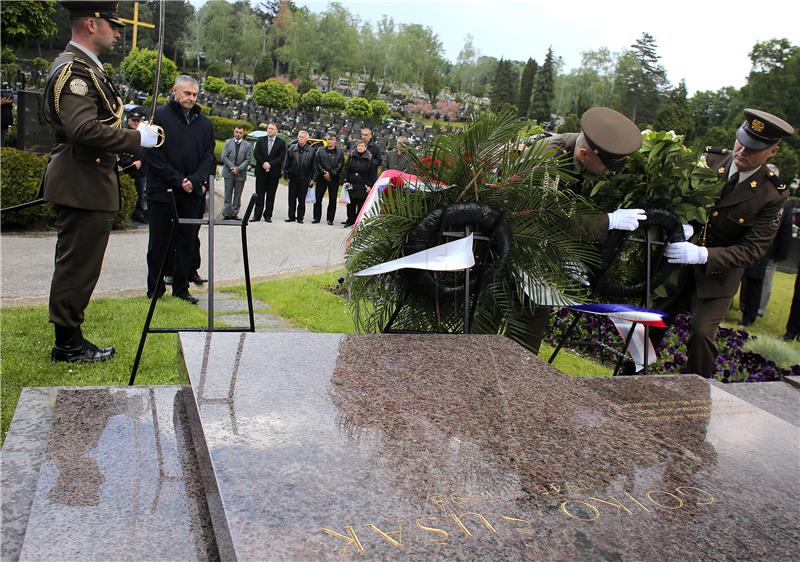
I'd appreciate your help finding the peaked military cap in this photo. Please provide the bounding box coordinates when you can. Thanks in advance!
[61,1,125,27]
[736,108,795,151]
[580,107,642,172]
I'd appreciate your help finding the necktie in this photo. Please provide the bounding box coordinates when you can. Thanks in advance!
[268,138,274,154]
[234,141,240,161]
[721,172,739,199]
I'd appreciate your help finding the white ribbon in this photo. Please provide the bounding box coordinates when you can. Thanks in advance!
[354,235,475,276]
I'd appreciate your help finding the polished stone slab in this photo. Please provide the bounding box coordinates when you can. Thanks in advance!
[3,386,218,562]
[181,333,800,561]
[710,379,799,426]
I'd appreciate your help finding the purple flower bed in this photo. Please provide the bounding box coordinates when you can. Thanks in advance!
[547,309,800,382]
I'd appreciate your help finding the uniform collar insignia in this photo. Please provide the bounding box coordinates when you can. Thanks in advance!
[750,180,758,189]
[718,166,726,174]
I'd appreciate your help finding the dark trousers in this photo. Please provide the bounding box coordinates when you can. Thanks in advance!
[314,177,339,222]
[133,176,147,221]
[147,196,203,297]
[49,205,115,328]
[253,174,279,219]
[739,275,763,324]
[651,275,733,378]
[511,303,553,354]
[786,271,800,336]
[346,195,366,225]
[287,178,309,220]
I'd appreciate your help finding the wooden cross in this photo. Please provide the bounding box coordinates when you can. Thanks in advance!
[118,1,155,50]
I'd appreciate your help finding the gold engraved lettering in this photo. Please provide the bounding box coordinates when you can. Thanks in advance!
[532,484,550,496]
[560,501,600,521]
[450,493,465,505]
[367,523,402,549]
[499,514,533,529]
[320,526,365,552]
[415,518,449,543]
[624,492,653,513]
[450,512,497,537]
[483,490,495,500]
[675,486,716,506]
[549,483,561,493]
[588,496,634,516]
[646,490,685,509]
[431,495,446,508]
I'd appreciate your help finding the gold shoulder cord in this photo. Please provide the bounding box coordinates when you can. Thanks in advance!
[69,57,125,128]
[52,62,74,119]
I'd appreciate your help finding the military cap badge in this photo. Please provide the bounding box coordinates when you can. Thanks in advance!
[751,119,765,133]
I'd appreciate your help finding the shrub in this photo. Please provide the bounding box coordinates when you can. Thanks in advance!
[300,88,322,110]
[204,76,226,93]
[369,99,390,122]
[252,78,295,112]
[220,83,247,100]
[320,90,346,110]
[0,147,135,229]
[297,79,314,95]
[344,96,371,120]
[207,115,253,142]
[120,48,178,94]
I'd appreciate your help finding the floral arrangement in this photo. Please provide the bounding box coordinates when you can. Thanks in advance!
[584,130,722,224]
[548,310,800,382]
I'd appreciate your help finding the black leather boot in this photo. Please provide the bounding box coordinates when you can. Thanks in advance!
[51,325,115,363]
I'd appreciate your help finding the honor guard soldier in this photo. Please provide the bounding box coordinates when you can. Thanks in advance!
[41,1,159,363]
[518,107,646,353]
[655,108,795,377]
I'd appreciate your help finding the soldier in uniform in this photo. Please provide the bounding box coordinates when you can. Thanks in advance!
[518,107,647,353]
[41,1,159,363]
[657,108,795,377]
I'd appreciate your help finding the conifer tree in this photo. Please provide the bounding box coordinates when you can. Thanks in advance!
[530,48,555,123]
[517,58,538,118]
[490,59,518,113]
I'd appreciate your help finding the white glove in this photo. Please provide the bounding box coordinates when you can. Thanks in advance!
[682,224,694,240]
[607,208,647,231]
[138,121,160,148]
[665,241,708,265]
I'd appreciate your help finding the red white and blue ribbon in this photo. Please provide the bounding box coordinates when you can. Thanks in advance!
[566,304,668,327]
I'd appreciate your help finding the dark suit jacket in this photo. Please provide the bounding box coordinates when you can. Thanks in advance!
[696,150,787,298]
[40,43,140,211]
[254,135,286,183]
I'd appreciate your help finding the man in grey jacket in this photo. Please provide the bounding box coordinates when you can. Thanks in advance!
[220,125,252,220]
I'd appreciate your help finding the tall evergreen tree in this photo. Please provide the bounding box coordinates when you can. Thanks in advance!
[489,59,518,113]
[530,47,555,123]
[653,80,695,136]
[615,33,669,125]
[517,57,538,118]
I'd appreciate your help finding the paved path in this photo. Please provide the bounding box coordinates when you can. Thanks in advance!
[1,175,351,306]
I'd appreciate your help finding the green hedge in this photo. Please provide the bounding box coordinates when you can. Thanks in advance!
[207,115,253,142]
[1,147,136,230]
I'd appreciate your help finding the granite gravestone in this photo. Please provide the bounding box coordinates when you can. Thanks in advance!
[180,332,799,561]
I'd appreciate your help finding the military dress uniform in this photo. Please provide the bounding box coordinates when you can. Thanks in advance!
[40,2,141,362]
[654,109,794,377]
[514,108,643,353]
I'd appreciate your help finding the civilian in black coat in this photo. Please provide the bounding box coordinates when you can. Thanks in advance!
[252,122,286,222]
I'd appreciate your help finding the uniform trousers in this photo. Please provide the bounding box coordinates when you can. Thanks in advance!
[651,272,733,378]
[314,177,339,223]
[147,196,203,297]
[49,205,116,328]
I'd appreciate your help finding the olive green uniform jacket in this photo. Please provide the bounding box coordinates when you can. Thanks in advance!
[696,150,787,298]
[540,133,610,244]
[39,43,140,210]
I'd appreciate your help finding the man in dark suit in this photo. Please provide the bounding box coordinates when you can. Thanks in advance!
[656,108,795,377]
[252,122,285,222]
[40,1,158,363]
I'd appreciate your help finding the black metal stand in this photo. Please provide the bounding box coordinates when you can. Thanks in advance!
[129,185,257,385]
[548,231,665,376]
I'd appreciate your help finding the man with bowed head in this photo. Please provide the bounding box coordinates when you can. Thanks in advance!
[41,1,160,363]
[283,130,316,223]
[655,109,794,377]
[252,122,286,222]
[517,107,647,354]
[220,125,252,221]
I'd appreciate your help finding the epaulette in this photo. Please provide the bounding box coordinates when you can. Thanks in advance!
[48,51,75,80]
[704,146,729,155]
[766,168,786,190]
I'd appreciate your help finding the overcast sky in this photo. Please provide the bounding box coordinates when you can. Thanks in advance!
[287,0,799,94]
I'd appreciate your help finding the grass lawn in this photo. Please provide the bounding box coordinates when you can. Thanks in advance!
[0,296,210,441]
[724,270,797,341]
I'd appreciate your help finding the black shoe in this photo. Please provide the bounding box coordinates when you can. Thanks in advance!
[146,291,164,300]
[285,218,295,222]
[783,332,799,342]
[190,272,207,285]
[296,219,303,224]
[311,219,320,224]
[231,215,241,221]
[164,275,173,285]
[175,291,199,305]
[327,220,334,225]
[340,220,347,224]
[265,217,272,223]
[51,339,115,363]
[343,222,353,228]
[251,217,262,222]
